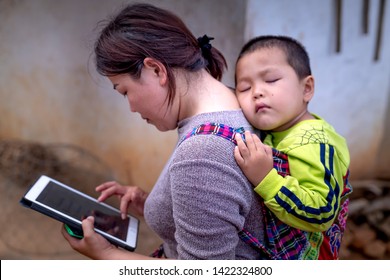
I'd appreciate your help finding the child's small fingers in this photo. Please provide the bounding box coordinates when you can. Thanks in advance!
[244,131,257,151]
[234,146,244,164]
[264,145,273,157]
[235,133,247,150]
[252,134,263,149]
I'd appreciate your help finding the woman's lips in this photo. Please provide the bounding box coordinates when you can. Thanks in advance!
[141,116,151,123]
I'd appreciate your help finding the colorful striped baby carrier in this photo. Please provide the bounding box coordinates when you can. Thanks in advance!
[181,122,352,260]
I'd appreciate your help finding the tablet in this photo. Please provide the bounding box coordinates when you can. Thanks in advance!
[20,175,139,251]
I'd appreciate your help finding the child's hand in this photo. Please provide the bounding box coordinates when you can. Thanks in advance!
[234,131,273,186]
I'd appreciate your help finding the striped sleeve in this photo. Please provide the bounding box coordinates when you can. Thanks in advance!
[254,143,344,232]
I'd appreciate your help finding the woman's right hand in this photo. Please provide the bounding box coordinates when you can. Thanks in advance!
[96,181,149,218]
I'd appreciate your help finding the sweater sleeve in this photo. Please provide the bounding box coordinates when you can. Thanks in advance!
[169,137,253,259]
[254,143,344,232]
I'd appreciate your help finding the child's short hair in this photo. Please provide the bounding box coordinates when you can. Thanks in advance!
[236,35,311,80]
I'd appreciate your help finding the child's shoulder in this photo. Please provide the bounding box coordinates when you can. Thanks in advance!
[271,114,347,151]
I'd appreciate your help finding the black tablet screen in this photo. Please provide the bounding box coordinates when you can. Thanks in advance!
[36,181,128,241]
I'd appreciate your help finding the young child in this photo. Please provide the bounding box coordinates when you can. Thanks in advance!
[233,35,352,259]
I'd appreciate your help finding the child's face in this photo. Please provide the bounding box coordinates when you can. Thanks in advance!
[235,47,313,132]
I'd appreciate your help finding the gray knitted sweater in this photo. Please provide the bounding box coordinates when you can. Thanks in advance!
[144,110,265,259]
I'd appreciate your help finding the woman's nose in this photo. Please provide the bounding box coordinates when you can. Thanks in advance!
[128,101,136,113]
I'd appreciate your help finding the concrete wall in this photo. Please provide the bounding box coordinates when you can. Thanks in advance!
[1,0,389,188]
[0,0,246,190]
[246,0,390,179]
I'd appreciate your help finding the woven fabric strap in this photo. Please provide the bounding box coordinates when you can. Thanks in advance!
[150,244,166,258]
[180,122,311,260]
[182,122,245,144]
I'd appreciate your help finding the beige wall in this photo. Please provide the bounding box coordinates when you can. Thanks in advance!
[1,0,390,187]
[1,0,389,260]
[245,0,390,180]
[0,0,246,190]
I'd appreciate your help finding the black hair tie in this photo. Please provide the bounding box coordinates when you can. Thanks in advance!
[197,34,214,54]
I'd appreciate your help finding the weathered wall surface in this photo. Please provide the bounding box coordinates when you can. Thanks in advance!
[246,0,390,180]
[0,0,246,189]
[1,0,389,261]
[0,0,246,260]
[3,0,388,187]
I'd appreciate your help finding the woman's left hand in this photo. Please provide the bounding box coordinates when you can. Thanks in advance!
[61,216,117,259]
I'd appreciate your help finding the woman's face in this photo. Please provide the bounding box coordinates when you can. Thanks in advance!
[108,62,179,132]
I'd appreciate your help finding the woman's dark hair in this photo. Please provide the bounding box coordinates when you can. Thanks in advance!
[235,35,312,83]
[95,3,227,105]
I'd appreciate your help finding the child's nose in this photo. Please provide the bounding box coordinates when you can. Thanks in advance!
[252,87,264,99]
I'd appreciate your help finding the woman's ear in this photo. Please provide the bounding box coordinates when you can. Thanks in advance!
[303,75,314,103]
[143,57,168,86]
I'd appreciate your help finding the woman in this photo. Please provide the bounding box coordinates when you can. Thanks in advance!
[62,3,265,260]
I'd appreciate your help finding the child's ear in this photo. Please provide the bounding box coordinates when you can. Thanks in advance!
[303,75,314,102]
[143,57,168,86]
